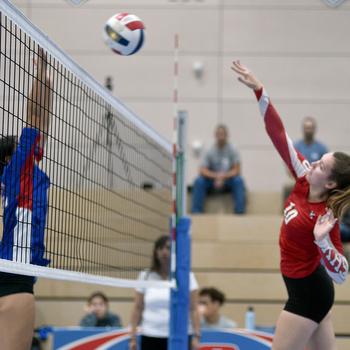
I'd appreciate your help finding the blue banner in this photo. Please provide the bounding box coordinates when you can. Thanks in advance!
[51,328,273,350]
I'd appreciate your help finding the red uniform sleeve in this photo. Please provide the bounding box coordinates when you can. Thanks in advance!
[254,88,310,179]
[315,225,348,284]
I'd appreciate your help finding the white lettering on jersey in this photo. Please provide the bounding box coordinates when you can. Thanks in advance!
[284,202,298,225]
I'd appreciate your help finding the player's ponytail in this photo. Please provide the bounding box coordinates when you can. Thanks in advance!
[327,152,350,219]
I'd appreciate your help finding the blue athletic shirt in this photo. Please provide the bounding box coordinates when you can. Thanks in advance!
[0,127,50,266]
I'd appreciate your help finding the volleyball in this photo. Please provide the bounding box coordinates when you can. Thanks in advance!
[103,13,145,56]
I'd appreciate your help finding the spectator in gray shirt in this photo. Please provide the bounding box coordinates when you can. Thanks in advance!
[191,124,246,214]
[198,287,237,329]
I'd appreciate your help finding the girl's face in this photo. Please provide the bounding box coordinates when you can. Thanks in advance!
[89,296,108,319]
[156,240,171,267]
[306,152,336,191]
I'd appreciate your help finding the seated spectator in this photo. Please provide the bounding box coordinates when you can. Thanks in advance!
[294,116,328,163]
[198,287,237,329]
[191,125,246,214]
[283,116,328,204]
[80,291,122,327]
[340,209,350,243]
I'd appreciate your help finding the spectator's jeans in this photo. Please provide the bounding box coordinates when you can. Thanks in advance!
[340,223,350,243]
[191,175,246,214]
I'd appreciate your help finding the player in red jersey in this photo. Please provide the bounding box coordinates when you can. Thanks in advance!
[231,61,349,350]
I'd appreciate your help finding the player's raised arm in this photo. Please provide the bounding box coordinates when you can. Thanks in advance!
[230,60,309,179]
[26,47,52,139]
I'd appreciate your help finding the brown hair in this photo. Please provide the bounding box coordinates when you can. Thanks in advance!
[87,291,109,305]
[199,287,226,305]
[151,235,170,273]
[327,152,350,219]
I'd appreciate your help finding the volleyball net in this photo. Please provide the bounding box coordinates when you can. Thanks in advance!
[0,0,176,289]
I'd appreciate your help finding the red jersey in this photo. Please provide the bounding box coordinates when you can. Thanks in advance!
[255,88,348,283]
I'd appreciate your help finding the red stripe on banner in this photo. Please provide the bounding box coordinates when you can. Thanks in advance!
[70,332,129,350]
[126,20,145,30]
[250,332,274,342]
[116,13,129,20]
[199,345,238,350]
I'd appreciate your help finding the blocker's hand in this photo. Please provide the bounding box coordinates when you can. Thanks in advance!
[230,60,263,91]
[314,208,338,242]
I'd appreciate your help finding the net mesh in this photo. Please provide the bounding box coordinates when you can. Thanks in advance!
[0,3,172,284]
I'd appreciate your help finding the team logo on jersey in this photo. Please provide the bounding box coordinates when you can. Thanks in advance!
[309,211,316,219]
[284,202,298,224]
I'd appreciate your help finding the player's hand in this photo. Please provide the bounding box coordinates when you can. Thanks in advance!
[35,47,48,71]
[191,336,200,350]
[231,60,263,91]
[314,209,338,242]
[129,336,137,350]
[214,173,225,189]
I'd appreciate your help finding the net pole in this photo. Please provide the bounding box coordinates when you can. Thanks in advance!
[169,32,191,350]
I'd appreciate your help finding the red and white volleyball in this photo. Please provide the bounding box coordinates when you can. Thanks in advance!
[103,13,145,56]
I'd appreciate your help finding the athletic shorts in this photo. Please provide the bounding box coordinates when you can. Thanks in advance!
[140,335,193,350]
[283,265,334,323]
[0,271,35,297]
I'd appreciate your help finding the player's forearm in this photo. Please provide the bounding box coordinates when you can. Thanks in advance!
[27,76,52,133]
[27,48,52,136]
[190,308,201,339]
[315,237,349,284]
[224,164,240,179]
[200,167,217,179]
[129,304,142,334]
[254,88,308,179]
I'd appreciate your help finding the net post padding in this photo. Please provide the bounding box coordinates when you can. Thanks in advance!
[168,216,191,350]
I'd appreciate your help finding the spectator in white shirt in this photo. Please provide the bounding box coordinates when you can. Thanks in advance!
[129,235,200,350]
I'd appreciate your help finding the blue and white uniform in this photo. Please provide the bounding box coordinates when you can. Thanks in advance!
[0,128,50,266]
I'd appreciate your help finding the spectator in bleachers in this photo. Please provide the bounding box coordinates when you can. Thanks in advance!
[191,125,246,214]
[198,287,237,329]
[80,291,122,327]
[340,209,350,243]
[283,117,329,203]
[129,235,200,350]
[294,116,328,164]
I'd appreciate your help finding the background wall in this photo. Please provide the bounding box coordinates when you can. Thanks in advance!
[12,0,350,192]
